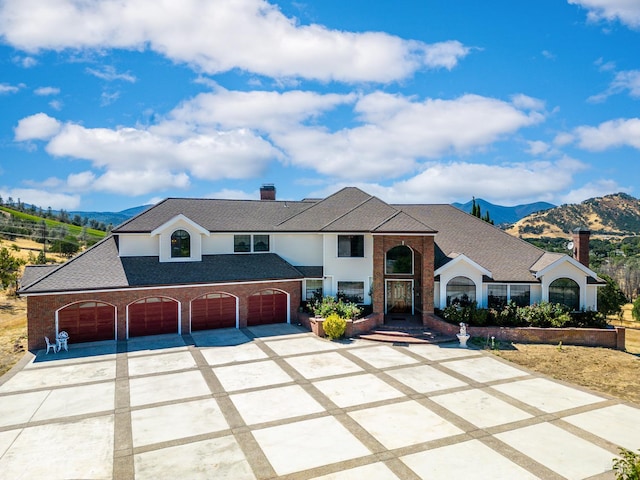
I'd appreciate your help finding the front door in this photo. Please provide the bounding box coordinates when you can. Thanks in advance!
[386,280,413,314]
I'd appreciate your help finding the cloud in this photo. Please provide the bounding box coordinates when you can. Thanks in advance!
[560,179,631,204]
[12,55,37,67]
[0,187,80,210]
[0,83,20,94]
[307,157,588,205]
[568,0,640,29]
[588,69,640,102]
[571,118,640,150]
[526,140,551,155]
[86,65,137,83]
[34,86,60,96]
[14,113,62,141]
[0,0,471,83]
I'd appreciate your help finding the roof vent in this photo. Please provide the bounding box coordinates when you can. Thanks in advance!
[260,184,276,201]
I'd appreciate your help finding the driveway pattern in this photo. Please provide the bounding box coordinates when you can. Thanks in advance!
[0,324,638,479]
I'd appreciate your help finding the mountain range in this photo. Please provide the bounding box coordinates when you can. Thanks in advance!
[451,198,555,225]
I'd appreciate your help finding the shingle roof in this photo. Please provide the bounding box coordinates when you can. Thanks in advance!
[18,236,306,294]
[397,204,548,282]
[19,264,59,289]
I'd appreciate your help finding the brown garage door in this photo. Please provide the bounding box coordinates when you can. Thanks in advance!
[247,289,287,326]
[129,297,179,337]
[191,293,236,331]
[58,301,115,344]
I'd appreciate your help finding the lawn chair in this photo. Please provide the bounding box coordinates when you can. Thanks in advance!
[44,336,57,354]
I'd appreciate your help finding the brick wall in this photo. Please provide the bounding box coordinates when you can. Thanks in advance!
[27,280,302,351]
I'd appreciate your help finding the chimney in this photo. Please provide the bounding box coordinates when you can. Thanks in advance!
[572,228,590,268]
[260,184,276,201]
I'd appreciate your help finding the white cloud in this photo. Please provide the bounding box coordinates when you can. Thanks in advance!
[86,65,137,83]
[92,170,190,196]
[49,99,63,111]
[568,0,640,29]
[0,83,20,94]
[14,113,62,141]
[12,55,37,67]
[560,179,630,204]
[311,157,588,205]
[572,118,640,150]
[0,0,470,83]
[66,171,96,190]
[590,69,640,102]
[0,187,80,210]
[526,140,551,155]
[34,86,60,96]
[205,188,256,200]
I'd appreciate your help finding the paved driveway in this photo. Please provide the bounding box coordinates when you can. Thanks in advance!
[0,324,638,479]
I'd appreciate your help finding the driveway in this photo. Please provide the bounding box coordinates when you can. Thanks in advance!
[0,324,638,479]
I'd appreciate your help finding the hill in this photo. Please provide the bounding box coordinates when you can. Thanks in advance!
[68,205,152,228]
[452,198,555,225]
[505,192,640,239]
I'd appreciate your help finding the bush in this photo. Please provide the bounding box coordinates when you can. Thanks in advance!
[312,295,361,320]
[613,447,640,480]
[323,313,346,340]
[633,297,640,322]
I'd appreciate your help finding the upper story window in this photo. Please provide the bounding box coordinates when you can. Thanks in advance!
[171,229,190,258]
[234,234,270,253]
[338,235,364,257]
[386,245,413,274]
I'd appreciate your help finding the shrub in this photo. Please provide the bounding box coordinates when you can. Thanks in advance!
[613,447,640,480]
[312,295,361,320]
[323,313,346,340]
[633,297,640,323]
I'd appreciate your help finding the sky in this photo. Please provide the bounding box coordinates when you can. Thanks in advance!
[0,0,639,213]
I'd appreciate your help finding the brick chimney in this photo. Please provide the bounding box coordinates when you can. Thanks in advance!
[572,228,590,268]
[260,184,276,201]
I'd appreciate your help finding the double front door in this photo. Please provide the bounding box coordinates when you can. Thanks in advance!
[386,280,413,314]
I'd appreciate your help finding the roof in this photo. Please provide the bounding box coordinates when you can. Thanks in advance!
[18,236,308,294]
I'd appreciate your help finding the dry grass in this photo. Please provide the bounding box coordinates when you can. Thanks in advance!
[0,236,67,264]
[0,293,27,377]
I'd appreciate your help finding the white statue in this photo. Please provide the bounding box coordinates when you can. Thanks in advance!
[459,322,467,336]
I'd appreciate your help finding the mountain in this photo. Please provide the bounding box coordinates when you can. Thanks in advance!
[505,192,640,239]
[452,198,555,225]
[69,205,152,228]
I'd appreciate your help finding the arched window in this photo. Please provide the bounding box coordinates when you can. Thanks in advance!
[446,276,476,306]
[549,278,580,311]
[386,245,413,274]
[171,229,190,257]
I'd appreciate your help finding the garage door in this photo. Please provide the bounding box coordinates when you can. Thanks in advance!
[247,289,287,326]
[58,302,116,344]
[191,293,236,331]
[129,297,179,337]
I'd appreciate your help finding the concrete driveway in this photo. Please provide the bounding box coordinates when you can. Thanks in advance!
[0,324,638,479]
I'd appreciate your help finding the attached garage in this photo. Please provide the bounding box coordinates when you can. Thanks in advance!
[128,297,179,337]
[247,289,288,326]
[191,293,237,331]
[58,301,116,344]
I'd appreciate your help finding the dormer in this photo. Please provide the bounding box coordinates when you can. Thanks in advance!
[151,214,210,262]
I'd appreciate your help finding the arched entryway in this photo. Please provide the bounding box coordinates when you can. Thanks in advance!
[57,301,116,344]
[247,289,288,326]
[191,292,237,330]
[549,278,580,311]
[128,296,179,337]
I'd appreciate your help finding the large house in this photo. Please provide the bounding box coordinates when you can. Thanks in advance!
[20,186,603,351]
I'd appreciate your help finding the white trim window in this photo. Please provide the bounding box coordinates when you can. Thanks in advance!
[234,234,270,253]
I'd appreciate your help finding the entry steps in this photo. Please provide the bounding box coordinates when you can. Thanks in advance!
[358,325,456,345]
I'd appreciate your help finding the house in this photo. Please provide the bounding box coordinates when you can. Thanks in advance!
[19,186,603,350]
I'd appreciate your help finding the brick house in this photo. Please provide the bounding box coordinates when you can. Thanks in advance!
[19,186,603,351]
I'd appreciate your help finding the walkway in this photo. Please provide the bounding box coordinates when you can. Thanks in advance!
[0,324,638,479]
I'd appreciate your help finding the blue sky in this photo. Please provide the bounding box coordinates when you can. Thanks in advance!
[1,0,639,212]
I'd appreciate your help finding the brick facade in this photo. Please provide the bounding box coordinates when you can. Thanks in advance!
[27,280,302,351]
[372,235,435,325]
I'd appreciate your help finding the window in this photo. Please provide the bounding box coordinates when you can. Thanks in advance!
[549,278,580,311]
[234,234,270,253]
[386,245,413,274]
[338,235,364,257]
[337,281,364,303]
[305,279,323,301]
[253,235,270,252]
[171,229,190,257]
[510,285,531,307]
[446,276,476,306]
[488,284,507,308]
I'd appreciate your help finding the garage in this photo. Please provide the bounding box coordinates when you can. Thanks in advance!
[58,301,116,344]
[191,293,237,331]
[128,297,179,337]
[247,289,287,326]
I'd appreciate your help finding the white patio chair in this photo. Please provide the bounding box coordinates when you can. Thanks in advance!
[57,331,69,352]
[44,336,57,354]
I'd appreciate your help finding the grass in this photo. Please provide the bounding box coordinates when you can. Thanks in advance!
[0,206,106,239]
[0,294,27,377]
[608,303,640,354]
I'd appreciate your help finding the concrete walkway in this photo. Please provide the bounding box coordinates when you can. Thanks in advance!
[0,324,638,479]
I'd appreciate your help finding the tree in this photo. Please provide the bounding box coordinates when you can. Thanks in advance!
[471,197,494,225]
[597,274,628,316]
[0,247,25,291]
[632,296,640,322]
